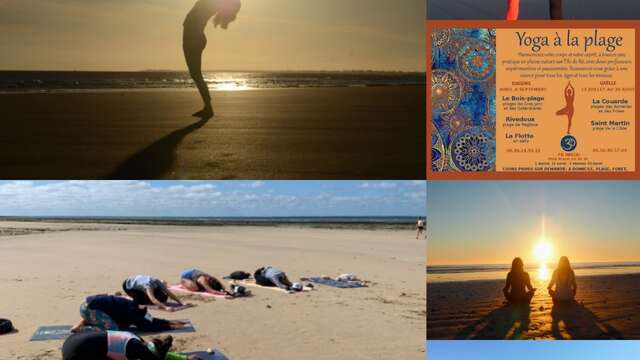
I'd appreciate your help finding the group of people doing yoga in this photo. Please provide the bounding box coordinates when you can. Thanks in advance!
[63,266,299,360]
[503,256,577,304]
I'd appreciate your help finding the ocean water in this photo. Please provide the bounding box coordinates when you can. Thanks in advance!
[0,71,425,93]
[0,216,418,226]
[426,262,640,283]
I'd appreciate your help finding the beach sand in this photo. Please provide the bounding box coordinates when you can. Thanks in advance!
[0,86,425,180]
[426,274,640,339]
[0,221,425,360]
[427,0,640,20]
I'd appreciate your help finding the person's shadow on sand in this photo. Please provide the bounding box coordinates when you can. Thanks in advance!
[456,302,531,339]
[106,118,208,179]
[551,300,623,339]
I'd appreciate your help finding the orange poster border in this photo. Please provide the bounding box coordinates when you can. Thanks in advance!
[426,20,640,180]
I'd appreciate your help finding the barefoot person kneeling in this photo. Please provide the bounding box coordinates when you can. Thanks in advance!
[180,268,233,296]
[503,257,536,304]
[62,331,201,360]
[71,295,191,333]
[123,275,185,311]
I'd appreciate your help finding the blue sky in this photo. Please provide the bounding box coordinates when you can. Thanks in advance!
[427,341,640,359]
[0,181,425,217]
[427,181,640,264]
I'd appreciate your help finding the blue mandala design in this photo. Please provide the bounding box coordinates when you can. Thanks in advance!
[456,38,496,82]
[430,28,496,173]
[450,129,495,172]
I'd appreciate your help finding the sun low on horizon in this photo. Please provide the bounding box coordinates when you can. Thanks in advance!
[530,216,552,278]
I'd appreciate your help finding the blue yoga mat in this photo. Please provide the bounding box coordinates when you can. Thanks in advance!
[306,277,367,289]
[186,350,230,360]
[30,320,196,341]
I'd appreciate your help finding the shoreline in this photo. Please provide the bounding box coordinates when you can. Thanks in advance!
[0,84,427,95]
[1,222,426,359]
[427,273,640,340]
[0,218,418,230]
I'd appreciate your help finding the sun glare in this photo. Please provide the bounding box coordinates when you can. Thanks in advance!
[534,239,553,265]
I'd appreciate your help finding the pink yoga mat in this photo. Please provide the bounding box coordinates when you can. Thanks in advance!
[169,284,230,299]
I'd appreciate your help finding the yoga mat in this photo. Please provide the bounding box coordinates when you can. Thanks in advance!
[169,284,230,299]
[30,320,196,341]
[186,350,230,360]
[305,277,367,289]
[233,279,313,293]
[121,295,196,311]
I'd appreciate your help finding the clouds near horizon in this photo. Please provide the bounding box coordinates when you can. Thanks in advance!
[0,180,426,217]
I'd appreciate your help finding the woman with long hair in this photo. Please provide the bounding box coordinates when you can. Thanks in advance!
[503,257,536,303]
[183,0,242,119]
[547,256,577,302]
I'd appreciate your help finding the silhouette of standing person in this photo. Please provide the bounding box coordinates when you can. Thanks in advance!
[183,0,241,119]
[556,82,575,134]
[505,0,563,20]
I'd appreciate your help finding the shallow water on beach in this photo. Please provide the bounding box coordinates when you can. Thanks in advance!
[0,70,426,93]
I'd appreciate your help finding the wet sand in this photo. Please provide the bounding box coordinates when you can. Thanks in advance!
[427,274,640,339]
[0,221,426,360]
[427,0,640,20]
[0,86,425,180]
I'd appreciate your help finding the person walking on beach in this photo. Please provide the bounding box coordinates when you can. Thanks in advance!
[547,256,577,302]
[503,257,536,304]
[183,0,242,119]
[416,218,425,240]
[556,82,575,134]
[505,0,563,20]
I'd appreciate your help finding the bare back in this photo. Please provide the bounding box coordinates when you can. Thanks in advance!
[184,0,217,32]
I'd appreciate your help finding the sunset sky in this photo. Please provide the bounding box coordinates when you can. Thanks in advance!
[0,0,425,71]
[427,181,640,265]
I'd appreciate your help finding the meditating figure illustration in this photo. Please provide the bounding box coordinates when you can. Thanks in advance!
[547,256,577,303]
[183,0,242,119]
[503,257,536,304]
[506,0,563,20]
[556,82,575,134]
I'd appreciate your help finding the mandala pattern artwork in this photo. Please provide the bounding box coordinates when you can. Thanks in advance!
[431,29,497,172]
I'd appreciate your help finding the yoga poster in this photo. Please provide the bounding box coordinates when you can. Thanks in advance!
[429,26,637,175]
[496,28,635,172]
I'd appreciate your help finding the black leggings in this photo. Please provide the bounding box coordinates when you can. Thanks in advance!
[62,332,160,360]
[122,282,168,305]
